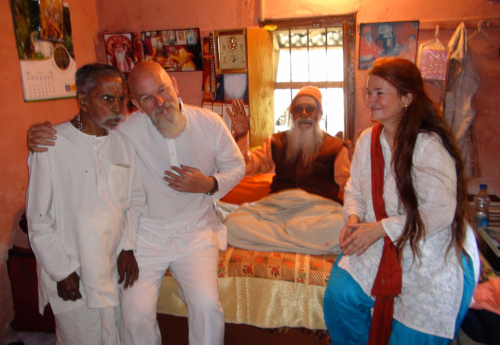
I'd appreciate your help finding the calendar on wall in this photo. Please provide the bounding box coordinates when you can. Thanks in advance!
[20,48,77,101]
[11,0,76,102]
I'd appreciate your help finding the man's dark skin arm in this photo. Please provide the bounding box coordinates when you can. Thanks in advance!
[29,124,140,288]
[117,249,139,289]
[27,122,57,152]
[57,271,83,301]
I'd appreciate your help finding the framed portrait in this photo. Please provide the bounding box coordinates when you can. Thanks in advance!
[103,33,134,74]
[39,0,64,42]
[213,29,248,74]
[167,31,176,45]
[176,30,187,45]
[359,21,419,70]
[141,28,203,72]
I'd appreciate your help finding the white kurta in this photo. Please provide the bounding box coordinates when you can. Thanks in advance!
[117,99,245,258]
[26,122,146,315]
[339,127,480,339]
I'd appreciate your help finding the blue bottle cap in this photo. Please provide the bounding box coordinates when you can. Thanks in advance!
[480,184,487,190]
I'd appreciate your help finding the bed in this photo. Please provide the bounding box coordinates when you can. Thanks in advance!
[156,174,338,332]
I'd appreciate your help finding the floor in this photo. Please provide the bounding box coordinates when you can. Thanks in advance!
[0,326,54,345]
[0,321,487,345]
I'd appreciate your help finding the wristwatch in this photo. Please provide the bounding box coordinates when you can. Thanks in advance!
[207,176,219,195]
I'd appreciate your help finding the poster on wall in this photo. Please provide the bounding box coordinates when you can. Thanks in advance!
[141,28,203,72]
[11,0,77,102]
[39,0,64,42]
[103,33,135,74]
[359,21,419,70]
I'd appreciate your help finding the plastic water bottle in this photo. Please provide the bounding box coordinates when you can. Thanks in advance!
[474,184,490,231]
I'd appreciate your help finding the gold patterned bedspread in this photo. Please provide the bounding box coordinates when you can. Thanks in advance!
[157,246,338,330]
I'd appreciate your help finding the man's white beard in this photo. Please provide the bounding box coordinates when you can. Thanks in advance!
[286,118,324,167]
[151,103,186,138]
[115,50,126,64]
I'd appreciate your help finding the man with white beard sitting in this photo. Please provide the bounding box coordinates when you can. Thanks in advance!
[224,86,351,254]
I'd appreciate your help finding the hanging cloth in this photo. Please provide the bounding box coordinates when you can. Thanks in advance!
[367,123,403,345]
[442,22,481,180]
[417,25,448,81]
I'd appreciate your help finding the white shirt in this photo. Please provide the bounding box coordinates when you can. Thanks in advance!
[339,127,480,339]
[117,100,245,258]
[26,122,146,314]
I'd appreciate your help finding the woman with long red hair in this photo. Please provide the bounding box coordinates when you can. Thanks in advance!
[323,58,480,344]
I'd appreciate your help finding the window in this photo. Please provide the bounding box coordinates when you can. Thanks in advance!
[264,15,356,141]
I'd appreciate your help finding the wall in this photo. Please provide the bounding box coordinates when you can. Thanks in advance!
[0,0,99,334]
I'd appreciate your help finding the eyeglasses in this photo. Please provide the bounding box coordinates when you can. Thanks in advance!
[292,105,317,115]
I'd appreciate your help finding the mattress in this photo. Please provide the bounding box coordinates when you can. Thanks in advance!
[157,246,338,330]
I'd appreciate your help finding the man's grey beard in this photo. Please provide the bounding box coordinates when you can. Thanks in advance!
[151,104,186,138]
[286,119,324,167]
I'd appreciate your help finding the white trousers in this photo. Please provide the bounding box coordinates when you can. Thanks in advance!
[55,304,120,345]
[120,245,224,345]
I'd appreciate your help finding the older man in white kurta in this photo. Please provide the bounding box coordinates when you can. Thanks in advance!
[118,98,245,345]
[27,121,145,344]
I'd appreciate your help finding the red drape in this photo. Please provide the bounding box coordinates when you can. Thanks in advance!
[367,123,402,345]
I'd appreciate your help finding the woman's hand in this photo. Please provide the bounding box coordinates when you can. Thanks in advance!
[341,221,386,256]
[340,214,361,247]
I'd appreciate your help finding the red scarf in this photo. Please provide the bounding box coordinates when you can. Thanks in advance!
[367,123,402,345]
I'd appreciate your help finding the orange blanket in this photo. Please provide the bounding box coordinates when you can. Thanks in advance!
[221,174,273,205]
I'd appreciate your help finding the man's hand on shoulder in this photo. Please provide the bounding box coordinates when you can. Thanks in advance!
[57,271,82,301]
[118,250,139,289]
[227,99,250,142]
[27,122,57,153]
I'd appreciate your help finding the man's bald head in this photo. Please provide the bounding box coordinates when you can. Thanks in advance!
[128,62,179,104]
[128,62,185,138]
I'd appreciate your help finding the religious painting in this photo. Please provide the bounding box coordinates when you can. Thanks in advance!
[103,33,135,74]
[359,21,419,70]
[39,0,64,42]
[176,30,187,45]
[141,28,203,72]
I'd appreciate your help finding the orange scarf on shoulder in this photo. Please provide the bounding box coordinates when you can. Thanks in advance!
[367,123,402,345]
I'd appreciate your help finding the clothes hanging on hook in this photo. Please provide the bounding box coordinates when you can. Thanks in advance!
[417,24,448,81]
[442,22,482,180]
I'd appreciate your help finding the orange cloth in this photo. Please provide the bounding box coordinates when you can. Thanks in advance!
[221,174,273,205]
[360,37,381,61]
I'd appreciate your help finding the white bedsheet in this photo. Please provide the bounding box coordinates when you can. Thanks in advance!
[219,189,344,254]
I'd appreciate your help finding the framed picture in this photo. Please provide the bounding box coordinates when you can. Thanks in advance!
[39,0,64,42]
[141,28,203,72]
[103,33,135,73]
[213,29,248,74]
[166,30,176,45]
[176,30,187,45]
[359,21,419,70]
